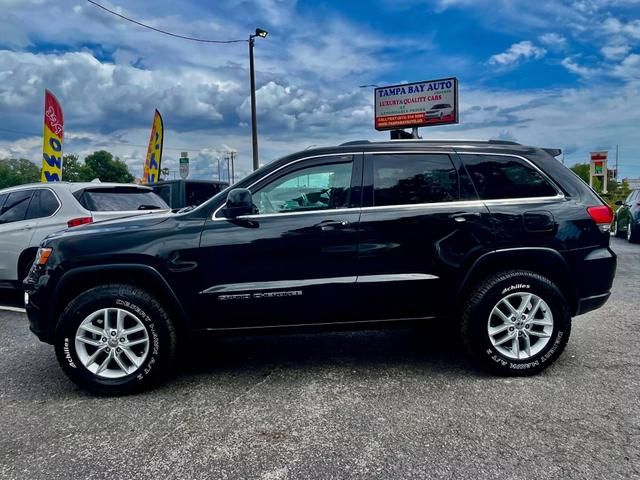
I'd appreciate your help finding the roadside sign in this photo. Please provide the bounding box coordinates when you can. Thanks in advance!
[590,151,608,193]
[374,77,458,131]
[179,152,189,180]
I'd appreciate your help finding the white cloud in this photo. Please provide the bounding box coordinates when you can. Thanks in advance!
[601,43,632,59]
[488,41,546,66]
[602,17,640,39]
[538,33,567,50]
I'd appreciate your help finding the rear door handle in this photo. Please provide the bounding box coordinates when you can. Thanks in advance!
[449,212,481,223]
[319,220,350,231]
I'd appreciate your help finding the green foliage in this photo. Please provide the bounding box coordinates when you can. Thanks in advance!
[0,158,40,189]
[61,154,84,182]
[1,151,135,189]
[83,151,135,183]
[570,163,590,184]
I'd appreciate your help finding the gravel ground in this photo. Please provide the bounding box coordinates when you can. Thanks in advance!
[0,237,638,479]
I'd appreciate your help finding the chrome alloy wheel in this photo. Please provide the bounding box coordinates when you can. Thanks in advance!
[487,292,554,360]
[75,308,150,379]
[628,219,633,241]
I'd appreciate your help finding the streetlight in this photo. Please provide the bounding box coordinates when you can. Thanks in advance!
[249,28,268,171]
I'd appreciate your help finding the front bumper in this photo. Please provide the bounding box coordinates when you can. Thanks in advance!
[24,270,55,344]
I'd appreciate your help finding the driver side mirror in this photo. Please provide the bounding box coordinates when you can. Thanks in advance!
[222,188,256,218]
[615,200,623,206]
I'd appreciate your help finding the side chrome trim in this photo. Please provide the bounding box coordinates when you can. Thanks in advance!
[236,207,361,220]
[200,273,439,294]
[201,276,356,294]
[357,273,439,282]
[199,316,437,332]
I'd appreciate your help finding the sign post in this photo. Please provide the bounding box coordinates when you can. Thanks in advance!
[374,77,459,137]
[590,151,608,194]
[179,152,189,180]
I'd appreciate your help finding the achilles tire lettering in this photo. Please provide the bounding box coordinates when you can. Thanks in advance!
[63,337,77,368]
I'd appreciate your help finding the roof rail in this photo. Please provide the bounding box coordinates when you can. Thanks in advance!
[339,139,521,146]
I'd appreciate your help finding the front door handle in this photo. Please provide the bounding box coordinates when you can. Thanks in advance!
[318,220,350,231]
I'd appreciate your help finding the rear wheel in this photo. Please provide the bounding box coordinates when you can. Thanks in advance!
[460,270,571,375]
[612,217,625,238]
[628,219,638,243]
[54,284,177,395]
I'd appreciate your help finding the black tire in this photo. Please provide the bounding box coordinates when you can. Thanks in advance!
[628,219,638,243]
[460,270,571,376]
[612,218,625,238]
[54,284,177,395]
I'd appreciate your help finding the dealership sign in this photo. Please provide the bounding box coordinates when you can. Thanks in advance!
[590,151,609,193]
[374,78,459,131]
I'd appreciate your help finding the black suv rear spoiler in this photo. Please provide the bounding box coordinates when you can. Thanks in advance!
[543,148,562,157]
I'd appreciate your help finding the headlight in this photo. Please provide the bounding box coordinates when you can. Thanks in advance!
[34,247,53,266]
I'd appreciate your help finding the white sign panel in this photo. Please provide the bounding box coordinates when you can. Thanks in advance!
[374,77,459,131]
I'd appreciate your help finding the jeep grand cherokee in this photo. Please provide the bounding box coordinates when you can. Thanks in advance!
[24,140,617,394]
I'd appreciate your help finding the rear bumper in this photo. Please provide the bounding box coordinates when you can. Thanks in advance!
[575,292,611,316]
[570,246,616,316]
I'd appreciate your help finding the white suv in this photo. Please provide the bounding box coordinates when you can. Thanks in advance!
[0,182,169,289]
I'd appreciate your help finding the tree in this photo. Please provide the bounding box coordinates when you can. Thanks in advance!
[0,158,40,189]
[570,163,590,184]
[61,154,84,182]
[83,151,135,183]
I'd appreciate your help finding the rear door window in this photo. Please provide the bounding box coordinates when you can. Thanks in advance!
[0,190,33,224]
[76,188,169,211]
[370,153,459,206]
[26,189,60,219]
[460,154,558,200]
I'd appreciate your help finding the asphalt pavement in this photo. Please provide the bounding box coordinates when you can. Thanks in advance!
[1,237,638,479]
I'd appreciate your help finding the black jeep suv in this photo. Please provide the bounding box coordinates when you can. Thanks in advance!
[25,140,616,394]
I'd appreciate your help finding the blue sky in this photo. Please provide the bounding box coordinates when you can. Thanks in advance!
[1,0,639,180]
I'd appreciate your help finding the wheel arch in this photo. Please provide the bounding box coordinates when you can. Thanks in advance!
[50,264,191,339]
[457,248,578,315]
[18,247,39,282]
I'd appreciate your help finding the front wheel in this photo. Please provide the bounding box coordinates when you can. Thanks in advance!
[460,270,571,376]
[54,284,177,395]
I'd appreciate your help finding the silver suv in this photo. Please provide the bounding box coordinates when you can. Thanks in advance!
[0,182,169,289]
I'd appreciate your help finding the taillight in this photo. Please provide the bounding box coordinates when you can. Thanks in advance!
[587,205,614,232]
[67,216,93,228]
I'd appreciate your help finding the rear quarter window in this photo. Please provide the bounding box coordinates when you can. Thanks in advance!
[460,154,558,200]
[76,188,169,212]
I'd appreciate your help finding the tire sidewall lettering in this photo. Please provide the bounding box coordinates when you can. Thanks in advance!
[114,298,160,381]
[482,280,566,371]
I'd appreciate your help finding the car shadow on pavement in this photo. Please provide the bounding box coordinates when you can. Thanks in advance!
[176,321,482,381]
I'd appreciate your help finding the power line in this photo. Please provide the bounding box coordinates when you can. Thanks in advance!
[85,0,247,44]
[0,128,223,153]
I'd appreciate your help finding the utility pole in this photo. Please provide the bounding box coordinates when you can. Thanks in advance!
[230,150,236,184]
[615,144,619,182]
[249,28,268,171]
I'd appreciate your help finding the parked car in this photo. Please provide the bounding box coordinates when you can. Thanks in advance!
[25,139,616,394]
[612,189,639,243]
[425,103,454,120]
[151,179,228,210]
[0,182,169,290]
